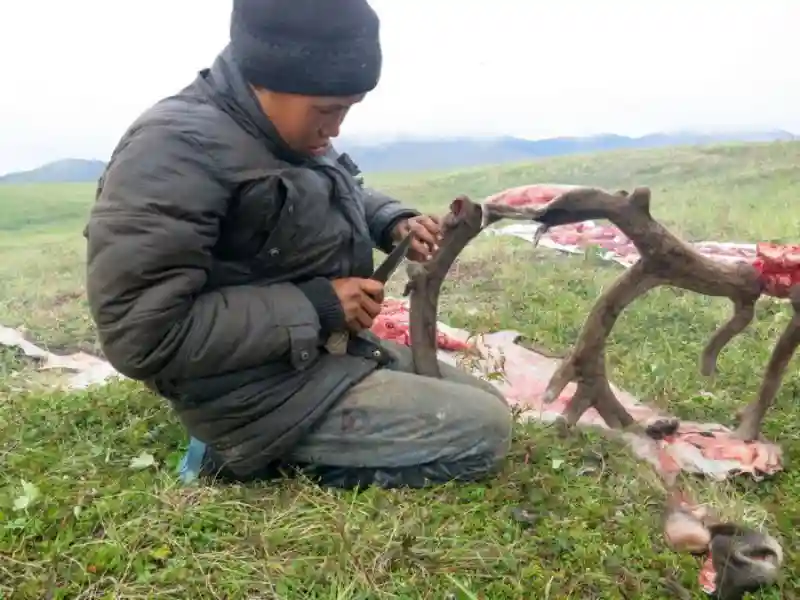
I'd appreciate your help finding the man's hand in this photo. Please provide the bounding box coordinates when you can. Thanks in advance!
[331,278,385,332]
[392,215,442,262]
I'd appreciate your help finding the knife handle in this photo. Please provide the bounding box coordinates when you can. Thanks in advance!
[324,331,350,356]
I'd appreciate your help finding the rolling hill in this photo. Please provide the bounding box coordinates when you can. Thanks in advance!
[0,158,107,185]
[3,140,798,244]
[1,129,795,184]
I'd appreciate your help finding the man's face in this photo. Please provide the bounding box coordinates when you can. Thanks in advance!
[253,89,365,157]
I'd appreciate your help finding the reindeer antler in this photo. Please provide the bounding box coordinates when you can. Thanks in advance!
[403,196,485,377]
[736,284,800,439]
[403,186,799,440]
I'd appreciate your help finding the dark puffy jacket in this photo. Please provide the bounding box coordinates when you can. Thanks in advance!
[85,46,419,478]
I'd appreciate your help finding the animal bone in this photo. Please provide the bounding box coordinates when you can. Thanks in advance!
[404,187,798,439]
[663,492,712,554]
[404,196,485,377]
[735,284,800,440]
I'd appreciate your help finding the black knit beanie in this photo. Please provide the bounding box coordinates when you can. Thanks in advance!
[229,0,382,97]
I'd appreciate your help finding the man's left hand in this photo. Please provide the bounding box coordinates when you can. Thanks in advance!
[392,215,442,262]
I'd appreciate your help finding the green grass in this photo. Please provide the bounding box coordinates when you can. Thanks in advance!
[1,141,799,598]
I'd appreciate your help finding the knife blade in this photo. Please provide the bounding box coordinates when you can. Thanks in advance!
[371,231,415,282]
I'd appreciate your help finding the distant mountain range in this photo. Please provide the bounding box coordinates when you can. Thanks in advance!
[1,130,796,184]
[344,130,797,173]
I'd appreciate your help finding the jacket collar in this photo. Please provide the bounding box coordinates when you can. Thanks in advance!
[194,47,365,187]
[195,46,309,165]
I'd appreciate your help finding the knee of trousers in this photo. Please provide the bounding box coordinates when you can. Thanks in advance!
[450,388,514,461]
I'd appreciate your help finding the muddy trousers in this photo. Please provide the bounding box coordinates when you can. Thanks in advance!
[179,342,513,489]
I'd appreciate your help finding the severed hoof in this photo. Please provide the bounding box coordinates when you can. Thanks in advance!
[645,418,680,440]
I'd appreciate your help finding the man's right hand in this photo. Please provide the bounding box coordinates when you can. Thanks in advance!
[331,278,385,332]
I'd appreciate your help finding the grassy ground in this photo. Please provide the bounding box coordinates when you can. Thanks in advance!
[1,141,799,598]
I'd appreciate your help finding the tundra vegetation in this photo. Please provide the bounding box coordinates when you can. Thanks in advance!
[1,141,798,598]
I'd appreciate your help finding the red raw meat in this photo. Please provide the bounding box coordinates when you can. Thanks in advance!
[369,299,471,352]
[752,242,800,298]
[698,555,717,594]
[487,185,796,300]
[550,232,580,246]
[485,184,578,207]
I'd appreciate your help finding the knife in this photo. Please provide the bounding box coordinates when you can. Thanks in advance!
[371,230,416,283]
[324,232,416,355]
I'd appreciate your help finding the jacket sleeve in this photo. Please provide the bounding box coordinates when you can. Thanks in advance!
[361,187,420,253]
[86,127,344,382]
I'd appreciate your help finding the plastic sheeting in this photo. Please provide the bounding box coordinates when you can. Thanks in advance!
[372,298,783,481]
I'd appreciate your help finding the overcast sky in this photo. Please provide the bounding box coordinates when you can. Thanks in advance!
[0,0,798,174]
